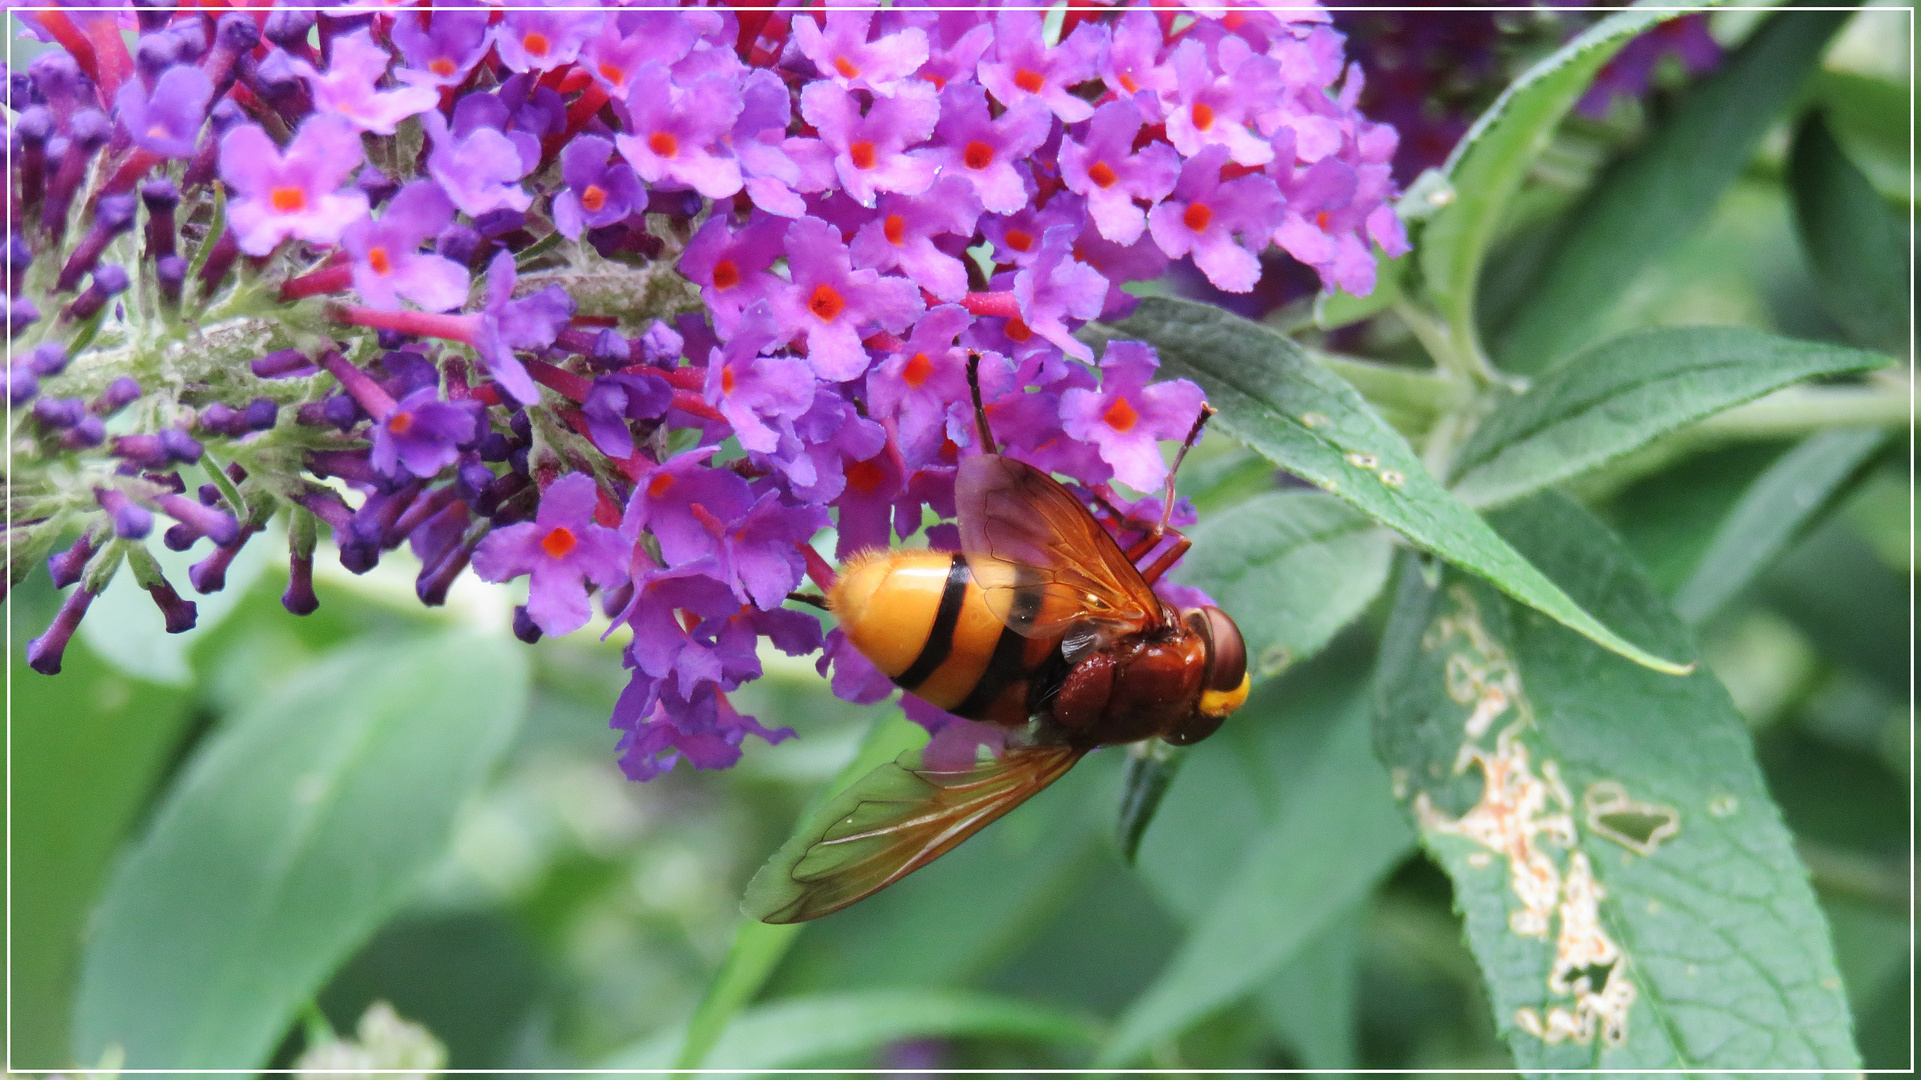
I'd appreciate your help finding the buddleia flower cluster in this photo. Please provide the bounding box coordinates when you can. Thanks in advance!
[5,2,1404,780]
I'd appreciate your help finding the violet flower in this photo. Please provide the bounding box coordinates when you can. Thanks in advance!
[1060,341,1205,493]
[290,29,437,136]
[219,115,370,255]
[472,472,629,637]
[341,181,470,312]
[114,64,213,158]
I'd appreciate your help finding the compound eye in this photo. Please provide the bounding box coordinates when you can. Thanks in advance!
[1200,606,1246,693]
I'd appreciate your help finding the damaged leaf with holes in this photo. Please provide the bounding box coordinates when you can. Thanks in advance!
[1373,493,1856,1070]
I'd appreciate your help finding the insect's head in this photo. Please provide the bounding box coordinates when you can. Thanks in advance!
[1185,605,1250,719]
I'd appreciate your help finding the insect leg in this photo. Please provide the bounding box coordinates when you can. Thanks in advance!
[965,352,998,456]
[786,591,830,610]
[1157,403,1216,534]
[1137,532,1192,585]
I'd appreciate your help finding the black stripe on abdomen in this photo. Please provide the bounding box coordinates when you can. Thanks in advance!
[953,624,1029,718]
[895,553,969,690]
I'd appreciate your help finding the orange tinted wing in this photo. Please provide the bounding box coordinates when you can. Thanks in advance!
[955,453,1160,640]
[741,742,1084,924]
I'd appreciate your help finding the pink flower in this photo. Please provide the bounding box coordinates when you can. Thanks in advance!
[218,116,369,255]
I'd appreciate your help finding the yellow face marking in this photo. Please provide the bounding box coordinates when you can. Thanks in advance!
[1197,672,1250,718]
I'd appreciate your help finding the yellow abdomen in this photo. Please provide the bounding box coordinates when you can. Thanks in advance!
[828,549,1039,718]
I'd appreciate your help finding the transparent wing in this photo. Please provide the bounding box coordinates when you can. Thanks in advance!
[741,741,1084,924]
[955,453,1161,640]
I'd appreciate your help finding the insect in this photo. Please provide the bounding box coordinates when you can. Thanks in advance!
[743,356,1249,924]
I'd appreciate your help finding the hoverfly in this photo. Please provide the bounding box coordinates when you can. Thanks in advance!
[743,356,1250,923]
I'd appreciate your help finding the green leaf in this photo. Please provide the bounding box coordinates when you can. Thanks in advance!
[1090,297,1689,675]
[1258,909,1364,1072]
[1672,428,1887,624]
[1097,683,1414,1065]
[1372,494,1858,1071]
[602,989,1100,1071]
[1449,326,1890,509]
[1787,111,1909,352]
[9,640,194,1069]
[675,714,929,1070]
[1416,7,1676,363]
[1177,491,1393,681]
[72,632,531,1068]
[1494,8,1852,372]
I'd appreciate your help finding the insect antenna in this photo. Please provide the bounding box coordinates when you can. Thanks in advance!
[786,591,830,611]
[1159,404,1216,533]
[965,351,998,456]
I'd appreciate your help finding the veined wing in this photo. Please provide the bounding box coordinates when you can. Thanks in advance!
[742,742,1084,924]
[955,453,1161,641]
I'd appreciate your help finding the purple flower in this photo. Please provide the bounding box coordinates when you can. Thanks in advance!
[581,13,703,101]
[927,81,1051,215]
[977,11,1107,123]
[471,250,575,407]
[1060,341,1205,493]
[582,372,670,459]
[552,135,644,239]
[114,64,212,158]
[867,304,976,468]
[219,116,369,255]
[799,81,939,207]
[848,176,982,302]
[1060,96,1181,245]
[1013,225,1108,361]
[473,472,629,636]
[371,387,476,478]
[701,489,830,610]
[1103,11,1178,104]
[291,30,437,136]
[392,9,492,90]
[342,181,470,312]
[678,212,789,335]
[1579,15,1721,119]
[625,448,752,566]
[776,216,925,382]
[1148,146,1285,293]
[493,9,605,74]
[1165,37,1280,167]
[614,65,744,200]
[613,680,792,781]
[817,627,895,704]
[792,11,929,97]
[419,107,535,218]
[703,302,812,454]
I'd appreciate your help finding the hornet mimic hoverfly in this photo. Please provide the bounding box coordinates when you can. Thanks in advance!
[744,356,1250,923]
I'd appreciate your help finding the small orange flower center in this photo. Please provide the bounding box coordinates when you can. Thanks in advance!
[883,213,906,246]
[367,246,393,276]
[1087,161,1119,189]
[962,140,995,170]
[540,525,577,558]
[429,57,457,77]
[902,351,933,387]
[1182,202,1213,232]
[849,141,877,170]
[648,131,678,158]
[1102,395,1140,432]
[1014,68,1044,93]
[711,259,740,290]
[1005,229,1034,253]
[1119,72,1140,94]
[1316,210,1332,229]
[720,366,737,394]
[834,56,861,79]
[522,31,551,57]
[599,62,625,85]
[845,458,885,493]
[1192,102,1215,130]
[647,474,675,498]
[270,186,307,213]
[386,410,413,434]
[809,283,846,322]
[1005,316,1033,342]
[580,184,607,213]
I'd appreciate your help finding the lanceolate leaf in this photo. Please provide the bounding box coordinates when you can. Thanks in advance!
[1672,428,1888,625]
[1099,683,1413,1065]
[1176,490,1394,681]
[1416,7,1676,359]
[1373,494,1857,1071]
[1787,112,1910,352]
[1494,8,1852,371]
[602,989,1099,1071]
[1091,297,1689,675]
[1449,327,1890,509]
[73,633,531,1069]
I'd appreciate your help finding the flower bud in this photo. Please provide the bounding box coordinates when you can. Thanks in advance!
[64,264,130,323]
[93,377,141,416]
[97,487,155,539]
[27,583,98,675]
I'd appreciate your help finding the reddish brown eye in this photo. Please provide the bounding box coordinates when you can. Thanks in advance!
[1200,606,1246,693]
